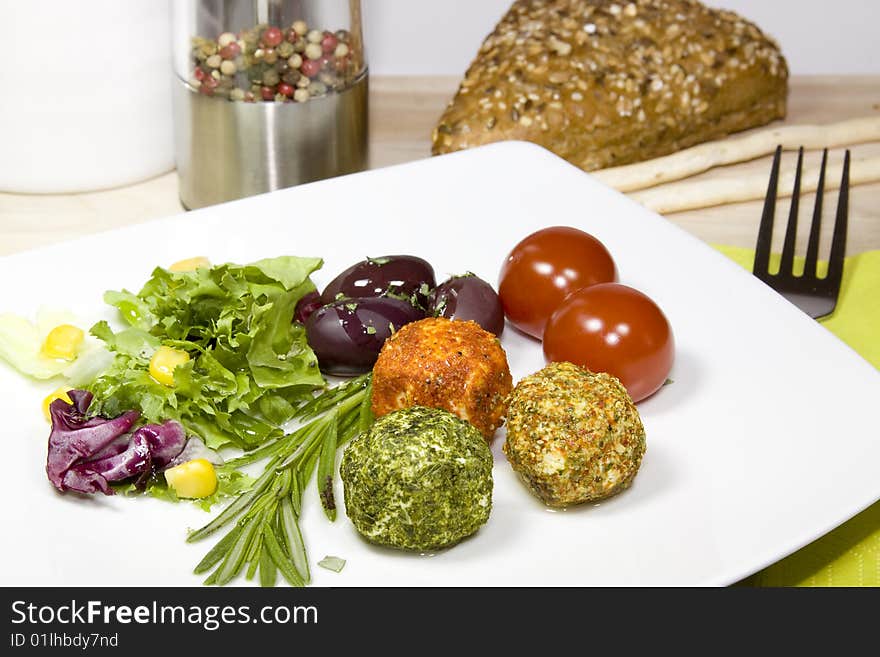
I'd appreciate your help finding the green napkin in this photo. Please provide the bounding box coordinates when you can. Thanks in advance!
[715,246,880,586]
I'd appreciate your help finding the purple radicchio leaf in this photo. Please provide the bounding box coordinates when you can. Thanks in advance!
[82,435,131,463]
[45,390,140,491]
[46,390,187,496]
[138,421,188,470]
[65,420,187,494]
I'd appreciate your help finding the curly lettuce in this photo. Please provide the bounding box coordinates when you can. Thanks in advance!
[85,256,325,450]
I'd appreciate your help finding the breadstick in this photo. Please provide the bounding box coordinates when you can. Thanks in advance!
[630,155,880,215]
[593,116,880,192]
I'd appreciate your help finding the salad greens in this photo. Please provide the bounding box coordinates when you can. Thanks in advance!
[112,465,255,512]
[188,374,373,587]
[30,254,377,585]
[86,256,326,450]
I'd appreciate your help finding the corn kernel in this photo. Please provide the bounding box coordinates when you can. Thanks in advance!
[169,256,211,272]
[164,459,217,498]
[149,346,190,386]
[42,387,72,422]
[40,324,84,360]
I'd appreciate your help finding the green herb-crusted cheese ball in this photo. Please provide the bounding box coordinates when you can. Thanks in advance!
[340,406,493,551]
[504,362,646,507]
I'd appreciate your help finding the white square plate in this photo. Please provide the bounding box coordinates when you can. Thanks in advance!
[2,142,878,586]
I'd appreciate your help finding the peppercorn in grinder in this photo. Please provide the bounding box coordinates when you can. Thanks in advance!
[172,0,368,209]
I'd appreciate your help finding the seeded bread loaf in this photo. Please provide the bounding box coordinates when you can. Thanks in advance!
[432,0,788,171]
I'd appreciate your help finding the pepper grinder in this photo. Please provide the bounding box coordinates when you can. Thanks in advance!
[172,0,368,209]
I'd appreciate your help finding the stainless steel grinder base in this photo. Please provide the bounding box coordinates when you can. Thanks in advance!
[173,73,368,210]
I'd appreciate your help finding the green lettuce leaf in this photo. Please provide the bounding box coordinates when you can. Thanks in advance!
[248,256,323,290]
[247,286,324,389]
[87,256,325,450]
[102,290,155,330]
[112,466,255,511]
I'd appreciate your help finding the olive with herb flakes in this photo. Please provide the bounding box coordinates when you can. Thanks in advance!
[304,296,425,376]
[320,255,436,308]
[430,273,505,336]
[293,290,322,324]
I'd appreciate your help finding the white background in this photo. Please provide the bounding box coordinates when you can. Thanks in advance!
[363,0,880,76]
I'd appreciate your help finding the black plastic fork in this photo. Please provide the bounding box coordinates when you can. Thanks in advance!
[752,145,850,319]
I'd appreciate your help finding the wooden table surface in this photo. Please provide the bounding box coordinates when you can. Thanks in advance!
[2,75,879,257]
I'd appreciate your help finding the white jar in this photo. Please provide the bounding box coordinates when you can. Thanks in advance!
[0,0,174,193]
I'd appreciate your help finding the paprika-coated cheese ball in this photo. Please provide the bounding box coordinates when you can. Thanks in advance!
[370,317,512,439]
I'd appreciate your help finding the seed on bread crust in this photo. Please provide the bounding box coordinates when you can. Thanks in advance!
[432,0,788,171]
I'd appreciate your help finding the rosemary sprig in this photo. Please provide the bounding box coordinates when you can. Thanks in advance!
[188,373,372,586]
[316,409,339,521]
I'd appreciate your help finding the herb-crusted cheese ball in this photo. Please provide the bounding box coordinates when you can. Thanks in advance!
[340,406,493,551]
[504,362,646,507]
[371,317,512,439]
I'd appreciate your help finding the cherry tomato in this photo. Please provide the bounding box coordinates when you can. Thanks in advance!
[498,226,617,338]
[543,283,674,402]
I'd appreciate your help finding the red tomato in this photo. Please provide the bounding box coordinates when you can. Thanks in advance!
[543,283,674,402]
[498,226,617,338]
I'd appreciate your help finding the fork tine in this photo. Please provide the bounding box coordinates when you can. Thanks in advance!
[803,149,828,278]
[825,149,850,287]
[778,147,804,277]
[753,145,782,278]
